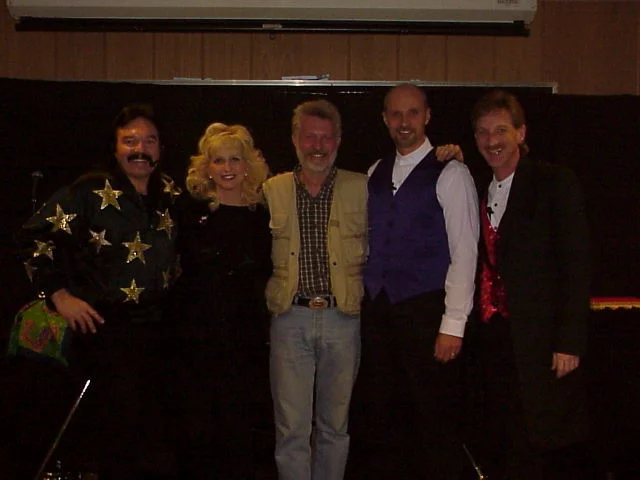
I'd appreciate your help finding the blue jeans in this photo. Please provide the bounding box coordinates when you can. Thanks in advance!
[270,305,360,480]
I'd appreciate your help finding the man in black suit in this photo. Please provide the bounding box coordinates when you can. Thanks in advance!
[471,90,591,480]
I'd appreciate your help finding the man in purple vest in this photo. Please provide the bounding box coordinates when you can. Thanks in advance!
[349,83,479,479]
[472,90,591,479]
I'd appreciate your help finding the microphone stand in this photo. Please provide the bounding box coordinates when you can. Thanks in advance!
[462,443,488,480]
[33,379,91,480]
[31,170,43,214]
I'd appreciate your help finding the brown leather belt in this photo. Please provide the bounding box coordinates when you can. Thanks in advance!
[292,295,337,310]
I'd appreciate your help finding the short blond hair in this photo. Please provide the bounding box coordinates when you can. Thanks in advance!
[186,123,270,210]
[292,99,342,138]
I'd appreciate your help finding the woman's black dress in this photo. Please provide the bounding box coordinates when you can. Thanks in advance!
[169,196,272,479]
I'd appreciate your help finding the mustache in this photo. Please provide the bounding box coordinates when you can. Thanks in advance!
[127,152,157,166]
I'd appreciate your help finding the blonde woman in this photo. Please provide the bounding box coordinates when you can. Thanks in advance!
[170,123,272,479]
[185,122,269,210]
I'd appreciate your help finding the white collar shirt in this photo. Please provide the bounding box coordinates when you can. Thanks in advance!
[487,172,515,229]
[368,138,479,338]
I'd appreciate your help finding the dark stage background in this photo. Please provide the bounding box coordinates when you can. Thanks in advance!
[1,77,638,322]
[0,77,639,477]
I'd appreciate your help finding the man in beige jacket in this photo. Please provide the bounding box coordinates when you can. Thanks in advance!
[263,99,368,480]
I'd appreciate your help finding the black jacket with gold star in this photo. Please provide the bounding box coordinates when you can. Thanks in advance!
[16,167,181,321]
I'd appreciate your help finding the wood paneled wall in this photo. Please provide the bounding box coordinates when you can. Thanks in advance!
[1,1,639,95]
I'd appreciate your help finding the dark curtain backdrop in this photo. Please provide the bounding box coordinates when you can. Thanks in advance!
[0,77,639,477]
[1,78,638,326]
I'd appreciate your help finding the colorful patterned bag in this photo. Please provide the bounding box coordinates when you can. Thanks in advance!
[7,296,71,367]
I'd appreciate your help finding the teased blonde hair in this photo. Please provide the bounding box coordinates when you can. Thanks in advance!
[186,123,270,210]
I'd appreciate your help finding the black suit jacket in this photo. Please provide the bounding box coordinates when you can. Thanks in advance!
[478,155,591,449]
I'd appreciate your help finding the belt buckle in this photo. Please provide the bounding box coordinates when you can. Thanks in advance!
[309,296,329,309]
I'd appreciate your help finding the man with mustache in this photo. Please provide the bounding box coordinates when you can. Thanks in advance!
[350,83,479,479]
[472,90,590,479]
[263,99,368,480]
[17,103,181,479]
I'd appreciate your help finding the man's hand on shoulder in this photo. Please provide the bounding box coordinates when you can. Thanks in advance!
[435,144,464,163]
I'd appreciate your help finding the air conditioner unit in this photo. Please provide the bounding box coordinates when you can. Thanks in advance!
[7,0,538,36]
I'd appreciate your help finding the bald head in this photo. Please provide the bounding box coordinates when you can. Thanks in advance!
[382,83,431,155]
[383,83,429,114]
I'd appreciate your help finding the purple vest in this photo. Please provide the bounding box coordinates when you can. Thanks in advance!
[364,150,450,304]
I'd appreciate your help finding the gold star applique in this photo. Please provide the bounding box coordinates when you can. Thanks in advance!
[122,231,152,264]
[89,229,112,253]
[156,209,175,238]
[162,177,182,197]
[162,269,171,289]
[23,261,37,282]
[121,279,145,303]
[46,204,77,235]
[93,179,123,210]
[32,240,55,260]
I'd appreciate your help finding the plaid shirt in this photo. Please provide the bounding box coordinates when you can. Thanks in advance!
[294,165,337,297]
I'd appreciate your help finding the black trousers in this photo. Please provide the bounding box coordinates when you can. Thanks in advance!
[476,314,596,480]
[348,290,464,480]
[66,319,174,480]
